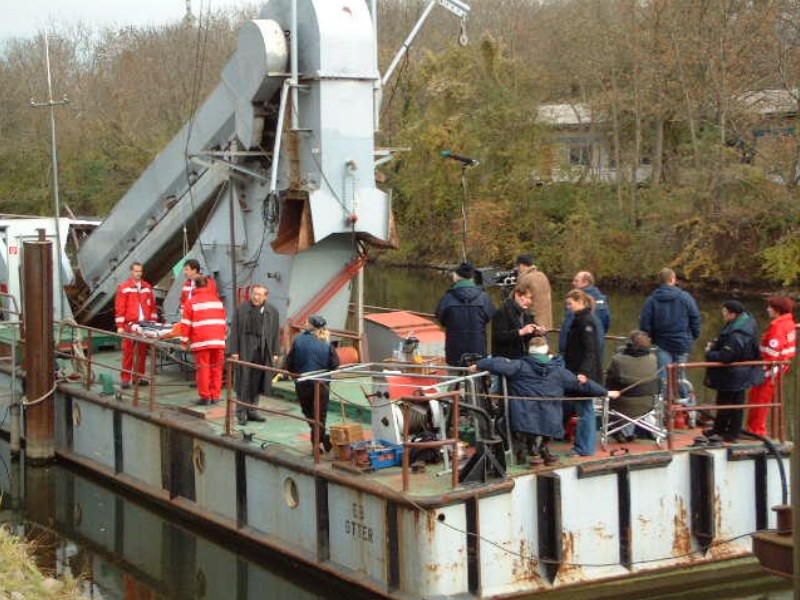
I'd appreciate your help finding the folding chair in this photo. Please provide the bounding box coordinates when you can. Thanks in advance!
[599,392,667,450]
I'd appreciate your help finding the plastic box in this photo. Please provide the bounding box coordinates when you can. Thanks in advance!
[353,439,404,469]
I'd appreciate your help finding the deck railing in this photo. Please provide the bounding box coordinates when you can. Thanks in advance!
[664,359,791,449]
[4,315,796,481]
[45,322,335,463]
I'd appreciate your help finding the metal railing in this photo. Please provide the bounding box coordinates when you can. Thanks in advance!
[664,359,790,449]
[48,321,334,463]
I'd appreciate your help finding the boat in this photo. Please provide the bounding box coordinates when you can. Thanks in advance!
[0,1,793,598]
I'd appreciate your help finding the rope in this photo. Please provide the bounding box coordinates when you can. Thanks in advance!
[22,383,57,407]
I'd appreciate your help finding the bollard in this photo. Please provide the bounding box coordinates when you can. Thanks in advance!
[22,236,56,463]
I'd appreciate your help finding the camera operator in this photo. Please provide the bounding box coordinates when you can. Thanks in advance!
[491,278,546,359]
[516,254,553,331]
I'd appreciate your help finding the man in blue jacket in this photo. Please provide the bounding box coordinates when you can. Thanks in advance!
[436,261,496,366]
[559,271,611,355]
[704,300,761,442]
[639,268,702,396]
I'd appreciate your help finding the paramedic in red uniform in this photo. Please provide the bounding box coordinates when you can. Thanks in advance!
[115,262,157,388]
[746,295,796,437]
[180,258,217,315]
[172,276,228,406]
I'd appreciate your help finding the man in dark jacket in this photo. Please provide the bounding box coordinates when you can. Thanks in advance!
[639,268,702,396]
[435,261,496,366]
[491,278,542,359]
[228,284,282,425]
[473,337,615,465]
[286,315,340,453]
[605,330,659,441]
[704,300,761,442]
[559,271,611,355]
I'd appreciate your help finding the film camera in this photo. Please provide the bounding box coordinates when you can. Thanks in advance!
[474,267,518,293]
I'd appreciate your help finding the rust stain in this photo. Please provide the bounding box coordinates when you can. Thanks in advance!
[672,496,691,558]
[558,531,583,580]
[709,539,749,560]
[592,523,614,541]
[714,488,723,533]
[510,539,543,584]
[426,510,437,542]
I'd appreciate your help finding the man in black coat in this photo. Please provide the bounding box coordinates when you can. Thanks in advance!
[704,300,762,442]
[228,284,282,425]
[435,261,496,366]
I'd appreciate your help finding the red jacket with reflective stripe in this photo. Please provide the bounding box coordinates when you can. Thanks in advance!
[181,287,227,351]
[115,278,156,328]
[180,277,217,312]
[760,312,796,370]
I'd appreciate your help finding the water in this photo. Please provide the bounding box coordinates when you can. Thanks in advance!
[0,265,793,599]
[0,440,379,599]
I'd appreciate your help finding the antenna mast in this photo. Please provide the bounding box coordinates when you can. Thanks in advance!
[30,32,69,321]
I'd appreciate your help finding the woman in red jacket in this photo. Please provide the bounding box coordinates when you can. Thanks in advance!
[746,295,796,437]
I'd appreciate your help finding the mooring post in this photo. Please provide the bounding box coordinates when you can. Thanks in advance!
[22,232,55,463]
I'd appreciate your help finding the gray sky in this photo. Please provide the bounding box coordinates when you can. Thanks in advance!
[1,0,256,44]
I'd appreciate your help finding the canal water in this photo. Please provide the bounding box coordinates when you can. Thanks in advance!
[0,439,378,599]
[0,265,793,599]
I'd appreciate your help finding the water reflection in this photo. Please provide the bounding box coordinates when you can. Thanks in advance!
[0,441,377,600]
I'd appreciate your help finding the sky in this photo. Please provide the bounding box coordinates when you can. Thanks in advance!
[1,0,257,45]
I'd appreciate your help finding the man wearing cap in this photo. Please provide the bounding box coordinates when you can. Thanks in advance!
[703,300,762,443]
[435,261,496,366]
[228,284,281,425]
[515,254,553,331]
[559,271,610,356]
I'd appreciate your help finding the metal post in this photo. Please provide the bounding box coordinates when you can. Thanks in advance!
[132,345,140,407]
[382,0,437,87]
[459,165,469,263]
[666,364,676,451]
[452,390,460,489]
[290,0,299,130]
[228,181,238,301]
[149,343,157,411]
[85,329,93,390]
[355,261,365,361]
[402,403,411,492]
[369,0,381,132]
[22,236,55,463]
[30,33,69,321]
[224,359,233,436]
[9,324,20,457]
[313,381,321,464]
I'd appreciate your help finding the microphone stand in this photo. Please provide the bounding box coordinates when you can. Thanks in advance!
[459,163,475,263]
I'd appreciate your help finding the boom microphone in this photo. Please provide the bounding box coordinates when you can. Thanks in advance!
[441,150,480,166]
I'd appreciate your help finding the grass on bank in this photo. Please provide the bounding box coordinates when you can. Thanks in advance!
[0,525,85,599]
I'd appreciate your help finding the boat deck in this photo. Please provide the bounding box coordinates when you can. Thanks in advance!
[53,346,774,500]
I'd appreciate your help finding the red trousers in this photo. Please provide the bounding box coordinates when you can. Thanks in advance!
[195,348,224,401]
[121,337,148,383]
[747,378,777,437]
